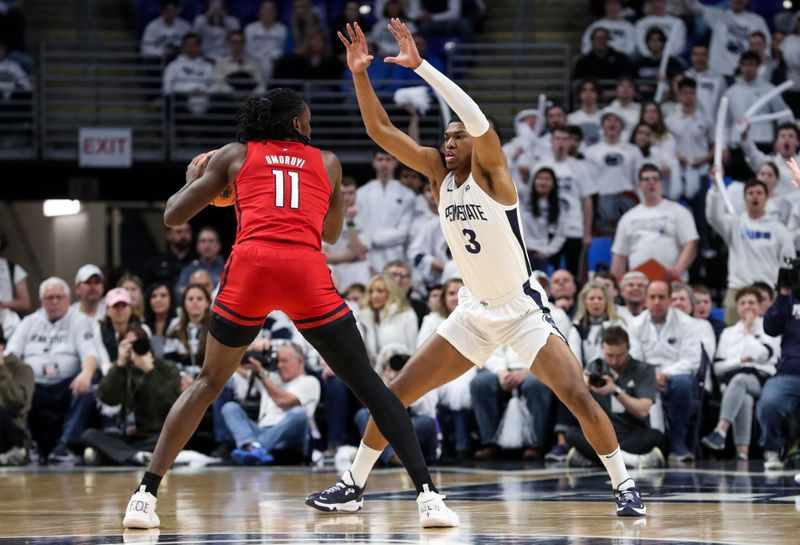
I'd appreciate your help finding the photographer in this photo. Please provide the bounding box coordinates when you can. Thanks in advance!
[0,328,33,466]
[565,326,666,469]
[220,343,320,465]
[81,326,181,465]
[755,257,800,471]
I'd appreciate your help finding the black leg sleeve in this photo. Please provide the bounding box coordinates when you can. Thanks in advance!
[619,427,666,455]
[300,314,434,493]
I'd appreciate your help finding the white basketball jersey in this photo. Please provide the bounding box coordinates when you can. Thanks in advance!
[438,171,535,302]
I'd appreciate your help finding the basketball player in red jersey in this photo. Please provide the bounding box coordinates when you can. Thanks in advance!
[122,88,458,529]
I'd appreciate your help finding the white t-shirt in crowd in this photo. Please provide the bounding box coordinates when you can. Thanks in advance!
[607,100,641,140]
[723,78,793,145]
[585,140,644,195]
[688,1,770,76]
[567,109,602,146]
[533,156,598,238]
[665,107,713,198]
[140,16,191,58]
[244,20,288,80]
[612,199,699,272]
[683,68,728,118]
[0,308,20,340]
[0,257,27,304]
[355,179,416,274]
[706,188,795,289]
[323,231,371,292]
[635,14,687,57]
[582,18,636,56]
[4,307,97,384]
[257,373,320,428]
[193,14,241,60]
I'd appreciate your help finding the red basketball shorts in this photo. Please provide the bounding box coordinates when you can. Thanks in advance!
[210,243,351,346]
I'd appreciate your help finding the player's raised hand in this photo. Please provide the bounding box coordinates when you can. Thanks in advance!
[384,18,422,69]
[337,22,373,74]
[787,157,800,190]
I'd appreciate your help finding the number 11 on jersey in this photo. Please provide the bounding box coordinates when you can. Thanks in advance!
[274,169,300,209]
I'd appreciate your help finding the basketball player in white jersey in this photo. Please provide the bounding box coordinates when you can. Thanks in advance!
[307,19,645,520]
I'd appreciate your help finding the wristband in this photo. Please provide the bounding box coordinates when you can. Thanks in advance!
[346,220,356,229]
[613,386,622,397]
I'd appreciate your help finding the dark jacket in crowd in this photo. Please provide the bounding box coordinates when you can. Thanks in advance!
[97,358,181,436]
[763,293,800,376]
[0,354,34,444]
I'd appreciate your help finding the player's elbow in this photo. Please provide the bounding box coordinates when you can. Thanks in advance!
[164,206,186,228]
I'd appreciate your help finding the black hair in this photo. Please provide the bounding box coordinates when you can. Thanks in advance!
[777,122,800,140]
[645,27,667,43]
[740,50,761,65]
[530,167,560,226]
[638,163,662,181]
[677,77,697,90]
[182,32,201,45]
[601,325,629,347]
[744,178,769,196]
[751,281,775,301]
[565,124,583,140]
[235,88,310,144]
[591,26,610,41]
[449,113,463,125]
[143,282,177,335]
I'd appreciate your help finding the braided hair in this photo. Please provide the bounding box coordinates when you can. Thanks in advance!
[235,88,310,144]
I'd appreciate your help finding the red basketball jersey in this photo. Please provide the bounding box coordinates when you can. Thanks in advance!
[232,140,331,251]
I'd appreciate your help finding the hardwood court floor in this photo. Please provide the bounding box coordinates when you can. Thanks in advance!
[1,463,798,544]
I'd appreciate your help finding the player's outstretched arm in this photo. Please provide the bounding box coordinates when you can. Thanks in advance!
[321,150,345,244]
[338,22,445,184]
[164,143,241,227]
[384,19,511,193]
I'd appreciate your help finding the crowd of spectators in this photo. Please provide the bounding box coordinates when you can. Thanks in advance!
[141,0,479,117]
[3,0,800,474]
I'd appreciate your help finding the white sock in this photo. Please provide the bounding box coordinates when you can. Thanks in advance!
[715,426,727,438]
[348,441,382,488]
[599,446,633,490]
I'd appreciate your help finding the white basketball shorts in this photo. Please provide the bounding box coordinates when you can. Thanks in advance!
[436,279,565,367]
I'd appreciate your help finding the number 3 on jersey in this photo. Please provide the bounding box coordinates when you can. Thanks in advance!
[462,228,481,254]
[273,169,300,208]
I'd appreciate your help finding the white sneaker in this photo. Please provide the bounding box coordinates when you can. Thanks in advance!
[638,447,665,469]
[123,486,160,529]
[764,451,784,471]
[416,484,459,528]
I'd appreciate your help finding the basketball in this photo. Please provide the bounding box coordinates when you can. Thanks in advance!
[211,183,235,207]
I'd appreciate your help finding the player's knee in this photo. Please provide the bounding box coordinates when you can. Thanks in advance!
[194,374,228,400]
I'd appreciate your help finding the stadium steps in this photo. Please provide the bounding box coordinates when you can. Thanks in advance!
[454,0,588,124]
[23,0,161,147]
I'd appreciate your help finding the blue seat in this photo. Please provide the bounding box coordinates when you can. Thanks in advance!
[587,237,613,272]
[710,307,724,322]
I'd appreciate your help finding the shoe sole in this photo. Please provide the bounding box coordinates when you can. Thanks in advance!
[123,513,160,529]
[420,514,460,528]
[701,438,725,451]
[617,505,646,517]
[306,499,363,513]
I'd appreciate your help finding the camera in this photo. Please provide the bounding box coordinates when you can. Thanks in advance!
[388,354,410,372]
[242,348,278,371]
[777,256,800,295]
[587,358,610,388]
[131,337,151,356]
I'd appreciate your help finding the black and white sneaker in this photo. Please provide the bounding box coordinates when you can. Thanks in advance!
[305,470,365,513]
[615,479,646,517]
